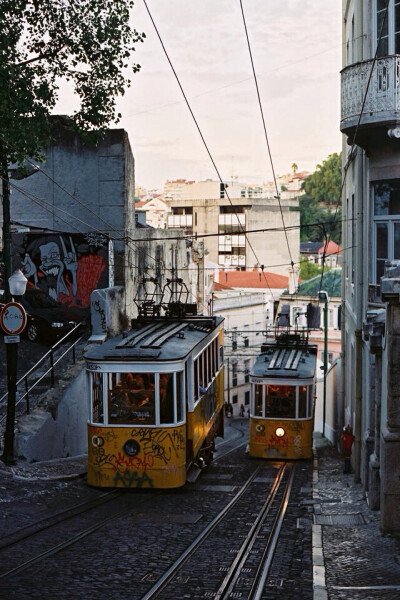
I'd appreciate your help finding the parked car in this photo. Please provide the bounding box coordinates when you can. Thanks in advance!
[0,287,83,343]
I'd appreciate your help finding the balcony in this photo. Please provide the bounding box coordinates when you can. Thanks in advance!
[167,214,193,229]
[341,55,400,146]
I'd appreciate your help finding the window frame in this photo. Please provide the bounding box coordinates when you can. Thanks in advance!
[375,0,400,56]
[372,179,400,283]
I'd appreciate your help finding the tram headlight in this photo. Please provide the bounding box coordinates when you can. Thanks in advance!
[275,427,286,438]
[123,438,140,457]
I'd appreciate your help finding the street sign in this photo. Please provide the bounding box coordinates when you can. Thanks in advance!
[4,335,20,344]
[0,302,27,335]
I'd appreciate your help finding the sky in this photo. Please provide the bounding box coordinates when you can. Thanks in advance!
[58,0,343,192]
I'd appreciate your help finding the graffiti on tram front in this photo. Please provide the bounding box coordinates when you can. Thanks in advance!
[130,428,185,464]
[113,470,154,488]
[89,427,185,488]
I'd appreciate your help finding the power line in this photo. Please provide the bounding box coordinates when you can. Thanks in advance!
[239,0,294,272]
[142,0,294,302]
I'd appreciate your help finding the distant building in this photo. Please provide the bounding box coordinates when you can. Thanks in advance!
[211,267,289,415]
[277,269,342,365]
[135,197,169,229]
[300,240,342,268]
[165,191,300,278]
[263,171,310,200]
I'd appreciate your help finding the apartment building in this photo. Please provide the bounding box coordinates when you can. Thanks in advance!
[165,182,300,279]
[341,0,400,533]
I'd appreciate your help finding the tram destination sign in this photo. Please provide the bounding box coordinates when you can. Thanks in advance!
[0,302,27,336]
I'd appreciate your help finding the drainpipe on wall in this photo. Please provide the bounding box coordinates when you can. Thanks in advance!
[354,147,365,483]
[354,329,363,482]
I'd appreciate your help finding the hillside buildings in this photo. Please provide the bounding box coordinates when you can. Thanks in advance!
[341,0,400,532]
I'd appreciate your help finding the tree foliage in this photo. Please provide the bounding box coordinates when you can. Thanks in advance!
[0,0,145,163]
[299,152,342,243]
[299,258,323,281]
[302,153,342,206]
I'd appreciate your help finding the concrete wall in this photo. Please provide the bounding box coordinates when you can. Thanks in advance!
[14,363,88,462]
[2,117,135,302]
[315,360,339,446]
[91,286,129,337]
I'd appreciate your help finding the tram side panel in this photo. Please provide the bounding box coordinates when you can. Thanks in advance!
[186,369,224,465]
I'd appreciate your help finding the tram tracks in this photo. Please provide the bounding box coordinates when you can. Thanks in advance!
[0,489,157,581]
[142,462,295,600]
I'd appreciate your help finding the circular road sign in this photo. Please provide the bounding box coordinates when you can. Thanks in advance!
[0,302,27,335]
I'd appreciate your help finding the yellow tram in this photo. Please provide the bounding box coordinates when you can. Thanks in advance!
[248,333,317,460]
[85,314,224,489]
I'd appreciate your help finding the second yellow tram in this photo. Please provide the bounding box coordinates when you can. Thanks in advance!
[248,333,317,460]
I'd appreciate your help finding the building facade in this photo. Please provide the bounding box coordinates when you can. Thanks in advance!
[211,268,289,416]
[341,0,400,532]
[165,189,299,278]
[2,117,137,316]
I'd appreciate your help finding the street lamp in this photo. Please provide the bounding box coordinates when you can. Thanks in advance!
[1,269,28,464]
[318,290,329,437]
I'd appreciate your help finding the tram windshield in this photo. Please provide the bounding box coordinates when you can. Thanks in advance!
[108,372,155,425]
[89,371,186,426]
[254,383,312,419]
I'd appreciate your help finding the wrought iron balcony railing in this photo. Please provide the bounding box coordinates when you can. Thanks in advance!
[341,55,400,134]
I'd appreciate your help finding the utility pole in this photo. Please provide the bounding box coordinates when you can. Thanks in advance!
[1,149,19,463]
[318,290,329,438]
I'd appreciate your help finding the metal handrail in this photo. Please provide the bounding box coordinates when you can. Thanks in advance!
[0,324,88,423]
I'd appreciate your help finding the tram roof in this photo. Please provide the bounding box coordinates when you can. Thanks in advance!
[84,316,224,363]
[250,335,317,380]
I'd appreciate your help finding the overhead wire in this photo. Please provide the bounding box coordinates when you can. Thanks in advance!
[142,0,284,302]
[239,0,294,273]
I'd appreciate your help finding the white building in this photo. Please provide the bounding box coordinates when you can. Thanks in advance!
[211,268,289,416]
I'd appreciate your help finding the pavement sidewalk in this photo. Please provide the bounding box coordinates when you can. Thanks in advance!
[312,433,400,600]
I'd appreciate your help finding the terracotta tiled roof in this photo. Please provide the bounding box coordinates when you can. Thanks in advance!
[318,240,341,255]
[213,281,233,291]
[216,270,288,289]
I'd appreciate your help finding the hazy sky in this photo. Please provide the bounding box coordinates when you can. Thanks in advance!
[58,0,342,191]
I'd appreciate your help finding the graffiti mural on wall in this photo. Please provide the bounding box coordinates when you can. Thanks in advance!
[12,232,109,313]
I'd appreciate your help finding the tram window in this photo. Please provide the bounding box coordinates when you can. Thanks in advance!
[92,372,104,423]
[255,384,263,416]
[177,371,184,422]
[298,386,307,418]
[308,385,314,416]
[108,372,155,425]
[198,354,205,392]
[160,373,174,424]
[194,358,199,402]
[265,385,296,419]
[208,345,212,382]
[204,347,209,386]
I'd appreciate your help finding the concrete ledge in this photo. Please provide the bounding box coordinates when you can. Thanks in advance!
[313,447,327,600]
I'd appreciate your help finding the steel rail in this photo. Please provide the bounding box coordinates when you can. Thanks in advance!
[213,463,287,600]
[0,493,161,580]
[0,489,121,550]
[141,465,262,600]
[251,464,296,599]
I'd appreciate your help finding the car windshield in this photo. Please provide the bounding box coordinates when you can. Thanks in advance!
[24,290,60,309]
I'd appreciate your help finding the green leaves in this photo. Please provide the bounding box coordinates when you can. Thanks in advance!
[0,0,145,163]
[299,152,342,243]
